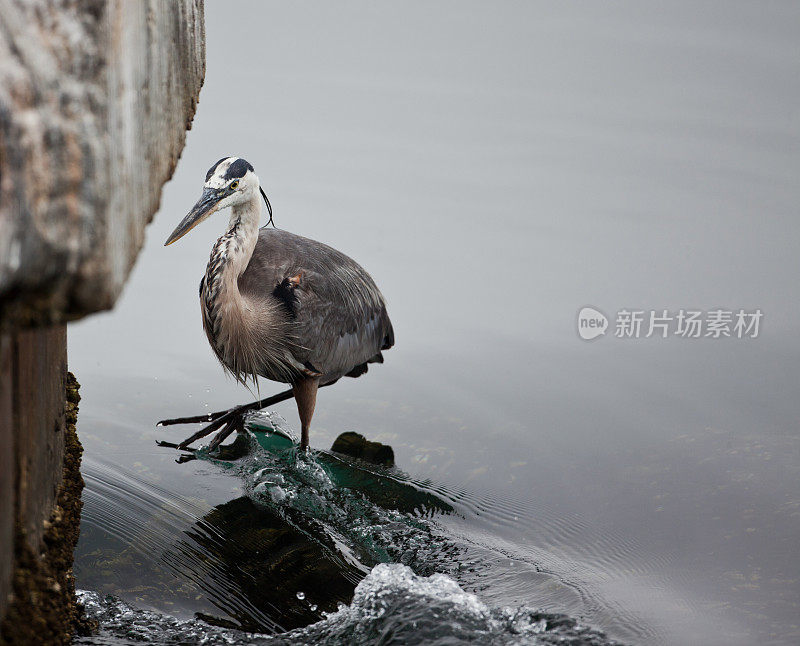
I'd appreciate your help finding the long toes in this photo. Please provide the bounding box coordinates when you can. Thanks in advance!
[156,408,232,427]
[207,419,241,451]
[156,399,270,429]
[173,420,223,450]
[157,415,208,427]
[158,406,251,451]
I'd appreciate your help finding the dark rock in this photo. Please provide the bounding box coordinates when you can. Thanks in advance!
[331,431,395,466]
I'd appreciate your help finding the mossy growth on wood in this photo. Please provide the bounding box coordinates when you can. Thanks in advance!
[0,372,94,645]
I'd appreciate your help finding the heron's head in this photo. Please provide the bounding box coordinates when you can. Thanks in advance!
[165,157,272,246]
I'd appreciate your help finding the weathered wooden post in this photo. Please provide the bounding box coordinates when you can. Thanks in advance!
[0,1,205,642]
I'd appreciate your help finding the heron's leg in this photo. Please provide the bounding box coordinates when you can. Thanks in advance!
[156,388,295,450]
[292,377,320,451]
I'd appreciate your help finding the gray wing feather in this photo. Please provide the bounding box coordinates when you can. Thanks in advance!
[238,228,394,384]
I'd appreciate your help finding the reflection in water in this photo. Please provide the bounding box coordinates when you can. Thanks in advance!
[174,496,359,631]
[76,409,675,644]
[76,418,621,645]
[161,416,456,632]
[165,416,459,632]
[77,415,471,636]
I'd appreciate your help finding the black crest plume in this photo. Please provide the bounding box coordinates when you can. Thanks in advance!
[260,187,275,228]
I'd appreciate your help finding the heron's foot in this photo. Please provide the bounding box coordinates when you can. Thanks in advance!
[156,403,251,451]
[156,388,298,452]
[157,407,229,427]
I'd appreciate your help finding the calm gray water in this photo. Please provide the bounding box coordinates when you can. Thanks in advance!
[69,3,799,645]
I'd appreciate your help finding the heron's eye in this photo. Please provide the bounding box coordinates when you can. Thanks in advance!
[230,180,239,190]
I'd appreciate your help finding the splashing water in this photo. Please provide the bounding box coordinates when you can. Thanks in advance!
[197,412,465,578]
[76,563,618,645]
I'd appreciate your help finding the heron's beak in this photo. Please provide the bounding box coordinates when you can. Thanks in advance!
[164,188,223,246]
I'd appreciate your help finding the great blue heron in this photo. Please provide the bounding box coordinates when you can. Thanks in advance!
[157,157,394,452]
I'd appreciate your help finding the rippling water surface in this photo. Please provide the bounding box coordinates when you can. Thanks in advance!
[75,417,623,645]
[70,2,799,645]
